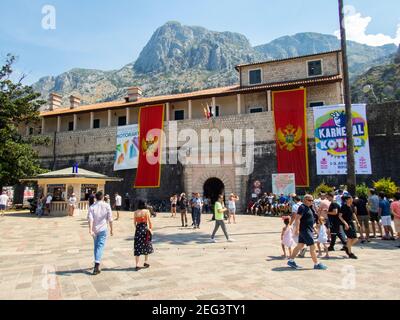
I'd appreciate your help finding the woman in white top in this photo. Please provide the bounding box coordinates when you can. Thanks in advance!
[68,193,77,216]
[227,193,239,224]
[104,195,111,205]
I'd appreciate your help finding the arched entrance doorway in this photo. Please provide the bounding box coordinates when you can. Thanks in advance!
[203,177,225,205]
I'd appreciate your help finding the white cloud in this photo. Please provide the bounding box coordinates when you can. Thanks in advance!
[334,5,400,46]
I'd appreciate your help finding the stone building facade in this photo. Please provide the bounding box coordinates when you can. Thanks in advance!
[23,50,360,211]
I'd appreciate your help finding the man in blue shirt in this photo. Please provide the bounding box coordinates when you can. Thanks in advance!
[379,192,395,240]
[287,194,327,270]
[192,193,203,229]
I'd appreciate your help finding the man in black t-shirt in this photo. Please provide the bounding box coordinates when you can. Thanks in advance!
[327,193,347,251]
[287,194,327,270]
[354,196,370,243]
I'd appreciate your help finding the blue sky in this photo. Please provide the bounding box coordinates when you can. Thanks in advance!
[1,0,399,84]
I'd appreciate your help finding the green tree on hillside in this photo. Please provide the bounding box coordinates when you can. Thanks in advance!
[0,54,48,190]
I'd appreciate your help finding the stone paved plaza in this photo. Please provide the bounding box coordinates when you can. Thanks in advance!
[0,211,399,300]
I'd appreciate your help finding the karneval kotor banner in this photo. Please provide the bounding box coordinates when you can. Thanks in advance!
[273,88,309,187]
[134,105,164,188]
[313,104,372,175]
[114,124,139,171]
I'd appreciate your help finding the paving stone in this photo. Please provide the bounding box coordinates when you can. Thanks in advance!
[1,212,400,299]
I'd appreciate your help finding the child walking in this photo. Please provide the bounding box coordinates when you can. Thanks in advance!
[317,216,329,258]
[281,216,295,258]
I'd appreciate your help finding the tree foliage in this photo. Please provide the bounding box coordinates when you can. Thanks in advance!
[356,183,369,198]
[313,182,334,197]
[0,54,48,189]
[373,178,398,198]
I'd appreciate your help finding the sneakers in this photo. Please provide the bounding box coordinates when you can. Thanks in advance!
[211,238,217,243]
[287,260,301,269]
[93,263,101,275]
[227,238,236,242]
[314,263,328,270]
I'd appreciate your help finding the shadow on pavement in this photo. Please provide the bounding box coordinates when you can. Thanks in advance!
[101,267,140,272]
[125,232,213,245]
[271,267,311,272]
[357,240,400,250]
[55,268,92,276]
[4,213,60,219]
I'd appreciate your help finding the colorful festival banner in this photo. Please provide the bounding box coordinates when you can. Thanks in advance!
[134,105,164,188]
[273,88,309,187]
[313,104,372,175]
[114,124,139,171]
[272,173,296,196]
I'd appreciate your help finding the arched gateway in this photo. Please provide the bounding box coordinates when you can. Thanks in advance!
[203,178,225,204]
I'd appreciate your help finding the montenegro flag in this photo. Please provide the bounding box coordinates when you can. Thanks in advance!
[134,105,164,188]
[273,88,309,187]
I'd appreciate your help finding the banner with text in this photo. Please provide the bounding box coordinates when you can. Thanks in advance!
[313,104,372,175]
[273,88,309,187]
[114,124,139,171]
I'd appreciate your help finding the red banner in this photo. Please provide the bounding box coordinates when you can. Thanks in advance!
[273,88,309,187]
[134,105,164,188]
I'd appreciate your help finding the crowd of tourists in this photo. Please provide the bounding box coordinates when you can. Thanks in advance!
[23,184,400,275]
[247,192,294,216]
[168,192,240,228]
[85,190,241,275]
[281,188,400,271]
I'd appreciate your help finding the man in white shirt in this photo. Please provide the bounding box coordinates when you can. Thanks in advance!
[0,191,9,216]
[87,191,113,275]
[114,192,122,220]
[45,194,53,215]
[68,193,77,216]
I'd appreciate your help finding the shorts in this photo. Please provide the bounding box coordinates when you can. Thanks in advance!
[0,204,5,210]
[344,222,357,239]
[358,215,370,229]
[381,215,392,227]
[171,204,176,208]
[116,206,122,211]
[298,229,315,246]
[228,208,236,214]
[370,211,380,222]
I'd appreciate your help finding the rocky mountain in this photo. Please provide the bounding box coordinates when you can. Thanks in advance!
[32,22,398,107]
[134,21,262,73]
[351,45,400,103]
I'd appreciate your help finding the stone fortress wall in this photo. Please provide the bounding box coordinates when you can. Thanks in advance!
[35,101,400,211]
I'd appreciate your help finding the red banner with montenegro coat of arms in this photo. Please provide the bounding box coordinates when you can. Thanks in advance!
[134,105,164,188]
[273,88,309,187]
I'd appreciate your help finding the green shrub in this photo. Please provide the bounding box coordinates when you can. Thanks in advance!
[313,182,334,197]
[356,183,369,198]
[373,178,398,198]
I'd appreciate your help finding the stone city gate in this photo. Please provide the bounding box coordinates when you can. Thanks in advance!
[183,164,246,212]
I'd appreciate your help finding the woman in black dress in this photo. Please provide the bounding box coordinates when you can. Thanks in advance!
[339,195,361,259]
[134,200,154,270]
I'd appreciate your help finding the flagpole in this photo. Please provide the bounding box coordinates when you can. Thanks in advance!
[338,0,356,196]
